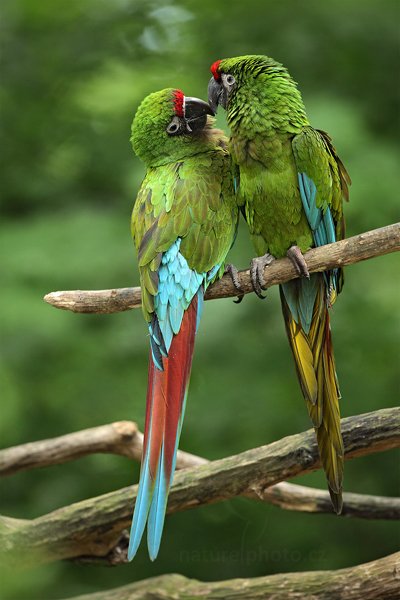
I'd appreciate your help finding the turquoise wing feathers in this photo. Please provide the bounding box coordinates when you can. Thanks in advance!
[292,127,351,299]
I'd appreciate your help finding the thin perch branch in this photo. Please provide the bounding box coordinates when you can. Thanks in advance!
[0,422,205,477]
[260,481,400,520]
[0,422,137,476]
[1,408,398,566]
[65,552,400,600]
[43,223,400,313]
[1,421,398,522]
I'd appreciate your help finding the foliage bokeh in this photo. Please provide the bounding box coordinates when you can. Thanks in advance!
[1,0,399,598]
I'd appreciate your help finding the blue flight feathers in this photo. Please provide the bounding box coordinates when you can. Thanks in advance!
[298,172,336,248]
[282,172,340,333]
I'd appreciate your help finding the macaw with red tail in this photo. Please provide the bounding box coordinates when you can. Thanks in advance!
[128,88,238,560]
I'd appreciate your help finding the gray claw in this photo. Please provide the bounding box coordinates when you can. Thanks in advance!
[225,263,245,303]
[287,245,310,279]
[250,253,275,299]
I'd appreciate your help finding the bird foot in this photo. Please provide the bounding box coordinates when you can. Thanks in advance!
[224,263,244,304]
[250,253,275,299]
[287,245,310,279]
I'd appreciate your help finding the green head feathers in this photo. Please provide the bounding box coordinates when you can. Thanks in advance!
[212,55,289,85]
[131,88,215,167]
[208,55,309,134]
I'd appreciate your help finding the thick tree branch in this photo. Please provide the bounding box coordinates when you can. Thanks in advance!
[1,421,398,522]
[43,223,400,313]
[1,408,398,567]
[66,552,400,600]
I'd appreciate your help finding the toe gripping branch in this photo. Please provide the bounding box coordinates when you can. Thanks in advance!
[227,247,308,304]
[224,264,244,303]
[250,253,276,299]
[286,246,310,279]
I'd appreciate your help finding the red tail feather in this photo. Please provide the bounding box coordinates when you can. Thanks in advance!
[143,295,198,479]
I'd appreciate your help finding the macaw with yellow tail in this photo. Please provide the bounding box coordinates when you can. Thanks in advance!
[209,55,351,513]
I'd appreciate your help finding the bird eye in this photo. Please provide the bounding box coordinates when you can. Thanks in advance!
[166,116,182,136]
[225,74,235,86]
[166,120,180,135]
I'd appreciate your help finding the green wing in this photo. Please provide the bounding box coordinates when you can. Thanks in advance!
[292,126,350,244]
[131,149,237,322]
[287,126,351,512]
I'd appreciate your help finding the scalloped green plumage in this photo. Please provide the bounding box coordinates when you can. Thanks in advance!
[131,88,238,325]
[215,55,351,513]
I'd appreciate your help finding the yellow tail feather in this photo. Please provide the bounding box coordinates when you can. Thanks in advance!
[280,278,344,513]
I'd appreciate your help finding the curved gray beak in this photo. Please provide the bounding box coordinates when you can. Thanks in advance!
[184,96,214,132]
[208,77,227,113]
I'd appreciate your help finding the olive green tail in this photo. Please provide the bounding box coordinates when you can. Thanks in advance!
[280,277,344,513]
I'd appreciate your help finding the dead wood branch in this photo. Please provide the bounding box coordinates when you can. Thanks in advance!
[0,422,205,477]
[65,551,400,600]
[43,223,400,313]
[1,407,398,567]
[1,420,398,523]
[261,481,400,520]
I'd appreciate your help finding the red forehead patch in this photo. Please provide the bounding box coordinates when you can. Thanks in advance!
[173,89,184,117]
[210,60,222,81]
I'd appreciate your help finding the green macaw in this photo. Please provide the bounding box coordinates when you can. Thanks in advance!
[128,88,238,560]
[208,55,351,513]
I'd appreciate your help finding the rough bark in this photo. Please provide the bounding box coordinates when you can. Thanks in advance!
[260,481,400,520]
[0,421,205,477]
[1,422,398,521]
[64,552,400,600]
[1,407,398,567]
[43,223,400,313]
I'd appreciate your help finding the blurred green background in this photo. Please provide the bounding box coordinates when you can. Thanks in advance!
[1,0,399,598]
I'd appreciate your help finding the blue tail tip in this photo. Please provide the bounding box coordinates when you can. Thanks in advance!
[127,544,137,562]
[126,540,161,562]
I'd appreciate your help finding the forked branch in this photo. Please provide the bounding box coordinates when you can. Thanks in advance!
[1,407,398,567]
[0,420,398,522]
